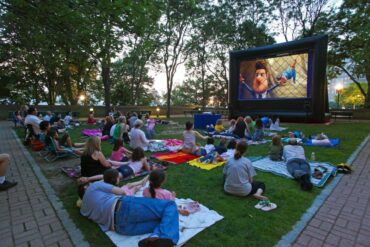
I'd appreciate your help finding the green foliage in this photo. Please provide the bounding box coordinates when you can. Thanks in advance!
[340,82,367,108]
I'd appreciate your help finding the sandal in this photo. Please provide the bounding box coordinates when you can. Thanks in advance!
[337,163,352,174]
[261,202,277,212]
[255,200,270,209]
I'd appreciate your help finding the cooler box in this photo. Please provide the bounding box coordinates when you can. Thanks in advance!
[194,114,221,129]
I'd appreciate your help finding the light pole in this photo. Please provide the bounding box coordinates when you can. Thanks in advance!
[335,84,343,109]
[156,107,160,118]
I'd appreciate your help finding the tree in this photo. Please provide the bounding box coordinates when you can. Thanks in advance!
[326,0,370,108]
[340,83,367,109]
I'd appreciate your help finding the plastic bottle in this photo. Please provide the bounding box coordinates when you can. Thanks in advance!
[311,152,316,161]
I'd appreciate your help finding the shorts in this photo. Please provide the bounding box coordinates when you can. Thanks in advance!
[117,165,134,179]
[249,181,266,195]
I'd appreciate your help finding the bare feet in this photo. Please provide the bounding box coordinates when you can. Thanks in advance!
[253,188,268,200]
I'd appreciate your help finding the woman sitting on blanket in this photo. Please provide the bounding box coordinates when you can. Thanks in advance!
[78,169,180,246]
[81,136,113,177]
[233,117,246,139]
[244,116,255,138]
[181,121,208,155]
[283,138,313,191]
[223,141,268,200]
[143,169,195,216]
[110,139,132,162]
[80,147,151,183]
[46,128,84,155]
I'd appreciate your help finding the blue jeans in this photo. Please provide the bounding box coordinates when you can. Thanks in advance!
[115,196,179,244]
[286,158,311,179]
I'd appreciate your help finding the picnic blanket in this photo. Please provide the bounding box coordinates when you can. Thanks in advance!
[303,138,340,147]
[105,198,224,247]
[148,140,168,152]
[81,129,102,137]
[152,151,199,165]
[251,157,337,187]
[61,166,81,178]
[188,159,226,170]
[164,139,183,152]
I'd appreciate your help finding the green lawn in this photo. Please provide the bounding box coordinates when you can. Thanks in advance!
[15,120,370,247]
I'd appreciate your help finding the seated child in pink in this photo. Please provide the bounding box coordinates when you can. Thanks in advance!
[110,139,132,162]
[143,169,175,200]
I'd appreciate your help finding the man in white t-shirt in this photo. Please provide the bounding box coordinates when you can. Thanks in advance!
[24,107,42,135]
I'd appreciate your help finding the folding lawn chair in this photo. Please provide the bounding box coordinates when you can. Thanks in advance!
[44,137,79,162]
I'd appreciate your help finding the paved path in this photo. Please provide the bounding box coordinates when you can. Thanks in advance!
[0,122,74,247]
[293,138,370,247]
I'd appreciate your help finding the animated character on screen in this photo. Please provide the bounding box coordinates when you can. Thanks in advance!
[240,61,281,99]
[276,60,297,84]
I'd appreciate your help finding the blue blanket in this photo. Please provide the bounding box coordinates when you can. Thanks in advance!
[303,138,340,147]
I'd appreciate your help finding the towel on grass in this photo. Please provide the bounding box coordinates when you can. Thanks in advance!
[303,138,340,147]
[105,198,224,247]
[152,151,199,165]
[188,159,226,170]
[251,157,337,187]
[81,129,102,137]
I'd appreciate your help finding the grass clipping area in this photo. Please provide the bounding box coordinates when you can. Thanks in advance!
[15,120,370,247]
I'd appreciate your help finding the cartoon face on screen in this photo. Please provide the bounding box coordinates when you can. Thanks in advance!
[240,61,282,99]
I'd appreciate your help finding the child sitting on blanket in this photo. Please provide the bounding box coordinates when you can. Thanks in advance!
[269,135,283,161]
[220,140,237,160]
[79,147,151,182]
[214,119,225,133]
[203,137,216,154]
[182,122,208,155]
[226,119,236,134]
[110,139,132,162]
[252,119,264,141]
[143,169,195,216]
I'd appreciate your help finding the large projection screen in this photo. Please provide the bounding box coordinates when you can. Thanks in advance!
[229,35,328,123]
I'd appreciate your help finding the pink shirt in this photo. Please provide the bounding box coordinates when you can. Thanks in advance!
[110,147,126,161]
[143,188,174,200]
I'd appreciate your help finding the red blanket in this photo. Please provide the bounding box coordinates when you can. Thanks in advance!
[152,151,199,165]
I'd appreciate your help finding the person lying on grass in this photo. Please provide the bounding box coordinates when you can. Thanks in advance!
[223,141,268,200]
[46,128,84,155]
[79,146,151,183]
[283,138,313,191]
[79,168,180,246]
[181,121,208,155]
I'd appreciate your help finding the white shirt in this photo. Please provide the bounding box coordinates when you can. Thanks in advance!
[64,115,72,125]
[129,128,149,151]
[283,145,306,161]
[43,115,51,121]
[204,144,215,154]
[25,115,42,135]
[110,124,117,137]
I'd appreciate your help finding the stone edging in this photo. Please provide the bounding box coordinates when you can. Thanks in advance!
[12,130,90,247]
[275,134,370,247]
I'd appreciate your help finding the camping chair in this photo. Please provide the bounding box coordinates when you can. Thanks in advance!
[44,136,79,162]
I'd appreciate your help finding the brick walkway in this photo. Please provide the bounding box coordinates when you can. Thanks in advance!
[293,138,370,247]
[0,122,74,247]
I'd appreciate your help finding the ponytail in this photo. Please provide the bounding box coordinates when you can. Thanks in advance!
[148,169,166,199]
[234,141,248,160]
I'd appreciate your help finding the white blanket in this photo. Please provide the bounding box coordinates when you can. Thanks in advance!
[106,188,224,247]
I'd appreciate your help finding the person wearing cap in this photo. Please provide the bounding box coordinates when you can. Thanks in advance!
[129,119,150,151]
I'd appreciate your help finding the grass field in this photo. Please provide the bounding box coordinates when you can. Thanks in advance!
[15,119,370,247]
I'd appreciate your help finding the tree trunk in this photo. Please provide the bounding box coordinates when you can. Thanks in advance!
[102,66,111,115]
[166,89,171,118]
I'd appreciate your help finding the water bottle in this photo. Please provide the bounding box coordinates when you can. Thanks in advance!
[311,152,315,161]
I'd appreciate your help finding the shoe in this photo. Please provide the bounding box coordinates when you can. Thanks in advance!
[0,180,17,191]
[138,237,173,247]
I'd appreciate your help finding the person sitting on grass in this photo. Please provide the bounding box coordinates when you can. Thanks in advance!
[220,140,237,160]
[46,128,84,155]
[81,136,112,177]
[283,138,313,191]
[252,118,264,142]
[233,117,246,139]
[223,141,268,200]
[110,139,132,162]
[181,121,208,155]
[113,116,130,144]
[0,153,17,191]
[269,135,283,161]
[226,119,236,134]
[130,119,150,151]
[80,147,151,183]
[87,111,96,124]
[79,169,179,246]
[214,119,225,134]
